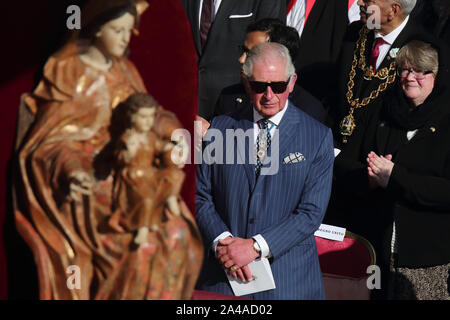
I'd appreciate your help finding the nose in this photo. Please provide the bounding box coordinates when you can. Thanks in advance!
[357,0,364,6]
[263,85,274,99]
[406,71,416,81]
[123,30,131,44]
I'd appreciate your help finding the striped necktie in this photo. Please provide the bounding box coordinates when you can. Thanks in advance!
[255,119,271,177]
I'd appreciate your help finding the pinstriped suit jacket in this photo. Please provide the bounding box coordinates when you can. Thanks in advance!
[196,102,334,299]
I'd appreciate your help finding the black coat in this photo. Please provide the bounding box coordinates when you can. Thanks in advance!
[331,18,428,147]
[181,0,286,121]
[328,38,450,269]
[411,0,450,45]
[213,82,328,125]
[294,0,350,103]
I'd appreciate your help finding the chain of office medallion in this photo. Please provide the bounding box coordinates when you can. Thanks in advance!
[346,26,397,110]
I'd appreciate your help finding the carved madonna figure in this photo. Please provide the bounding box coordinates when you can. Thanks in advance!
[14,0,202,300]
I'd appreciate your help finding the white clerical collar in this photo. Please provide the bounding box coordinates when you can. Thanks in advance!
[374,15,409,45]
[253,100,289,126]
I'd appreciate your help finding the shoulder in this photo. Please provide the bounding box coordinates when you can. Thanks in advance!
[211,108,243,128]
[40,46,86,97]
[344,21,366,42]
[215,83,248,116]
[287,102,330,137]
[289,85,327,123]
[221,83,246,96]
[211,104,250,129]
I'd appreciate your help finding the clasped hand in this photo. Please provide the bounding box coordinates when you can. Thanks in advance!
[367,151,394,188]
[216,237,259,282]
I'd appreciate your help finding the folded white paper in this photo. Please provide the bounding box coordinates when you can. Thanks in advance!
[227,258,276,296]
[334,148,341,157]
[314,224,346,241]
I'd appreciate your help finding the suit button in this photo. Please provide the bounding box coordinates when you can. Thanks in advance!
[249,218,255,224]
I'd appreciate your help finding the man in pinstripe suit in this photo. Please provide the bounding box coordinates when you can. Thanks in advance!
[196,42,334,299]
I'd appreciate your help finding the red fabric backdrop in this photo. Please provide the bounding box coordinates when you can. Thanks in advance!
[0,0,197,299]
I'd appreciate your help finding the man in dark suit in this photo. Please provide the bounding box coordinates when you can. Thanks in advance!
[180,0,286,121]
[196,42,334,299]
[331,0,423,147]
[288,0,358,103]
[214,19,328,125]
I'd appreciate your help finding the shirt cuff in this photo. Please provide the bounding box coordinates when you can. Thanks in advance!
[212,231,233,253]
[252,234,271,258]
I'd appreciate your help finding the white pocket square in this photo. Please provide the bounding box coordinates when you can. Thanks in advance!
[229,13,253,18]
[283,152,306,164]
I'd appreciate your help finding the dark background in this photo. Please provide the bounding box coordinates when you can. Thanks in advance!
[0,0,198,299]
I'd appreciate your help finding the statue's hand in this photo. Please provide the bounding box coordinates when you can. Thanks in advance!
[69,170,93,202]
[166,195,180,216]
[170,135,189,168]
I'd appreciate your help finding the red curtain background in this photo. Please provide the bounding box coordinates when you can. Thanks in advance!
[0,0,197,299]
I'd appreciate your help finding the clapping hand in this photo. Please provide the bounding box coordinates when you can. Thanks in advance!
[367,151,394,188]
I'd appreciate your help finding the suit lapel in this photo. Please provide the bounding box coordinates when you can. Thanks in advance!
[276,104,299,160]
[254,104,298,188]
[235,105,256,189]
[201,0,235,54]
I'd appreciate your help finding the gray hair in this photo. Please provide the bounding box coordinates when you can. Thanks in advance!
[394,0,417,15]
[396,40,439,76]
[242,42,295,80]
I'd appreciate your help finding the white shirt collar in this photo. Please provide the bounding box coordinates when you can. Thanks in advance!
[374,15,409,45]
[253,100,289,126]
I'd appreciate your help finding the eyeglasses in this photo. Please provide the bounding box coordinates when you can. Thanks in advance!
[248,79,291,94]
[238,45,250,55]
[397,67,433,81]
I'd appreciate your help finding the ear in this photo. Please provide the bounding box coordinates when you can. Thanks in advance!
[390,2,401,18]
[288,73,297,93]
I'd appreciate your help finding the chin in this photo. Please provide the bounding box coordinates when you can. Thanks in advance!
[260,107,280,117]
[111,48,126,58]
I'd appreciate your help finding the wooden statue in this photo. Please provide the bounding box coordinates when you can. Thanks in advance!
[14,0,202,300]
[109,93,184,245]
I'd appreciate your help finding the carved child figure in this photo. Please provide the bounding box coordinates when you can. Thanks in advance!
[110,93,185,245]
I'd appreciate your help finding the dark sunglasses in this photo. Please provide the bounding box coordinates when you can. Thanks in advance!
[248,78,291,94]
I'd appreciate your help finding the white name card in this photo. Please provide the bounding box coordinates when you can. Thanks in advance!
[314,224,346,241]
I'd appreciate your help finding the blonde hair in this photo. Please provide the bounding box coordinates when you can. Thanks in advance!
[396,40,439,76]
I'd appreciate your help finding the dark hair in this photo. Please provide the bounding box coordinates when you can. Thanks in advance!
[246,18,285,34]
[269,25,301,61]
[245,18,300,60]
[79,4,138,40]
[125,93,159,115]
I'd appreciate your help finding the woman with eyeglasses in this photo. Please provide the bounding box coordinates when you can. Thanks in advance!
[327,38,450,300]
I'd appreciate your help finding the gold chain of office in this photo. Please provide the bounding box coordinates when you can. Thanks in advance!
[340,26,397,142]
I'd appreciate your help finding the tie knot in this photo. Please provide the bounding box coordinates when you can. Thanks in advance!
[258,118,269,129]
[374,37,386,48]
